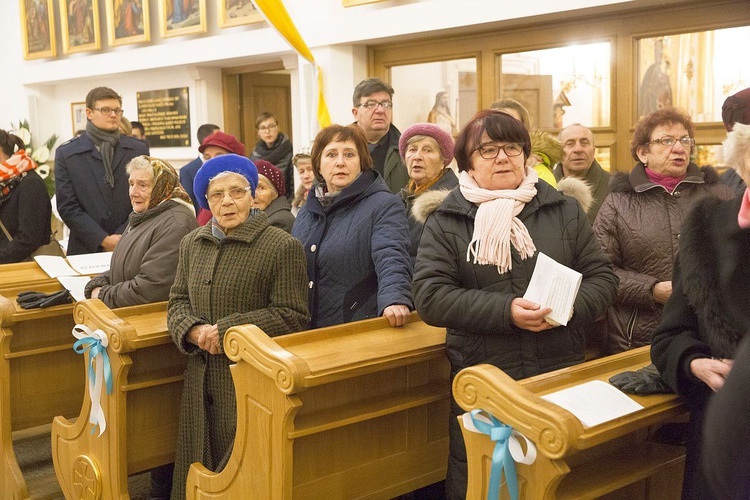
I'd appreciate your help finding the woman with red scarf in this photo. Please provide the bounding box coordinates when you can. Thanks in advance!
[0,129,52,263]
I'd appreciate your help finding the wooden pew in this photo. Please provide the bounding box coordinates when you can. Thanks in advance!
[0,274,84,499]
[453,346,688,500]
[186,313,450,499]
[51,299,185,500]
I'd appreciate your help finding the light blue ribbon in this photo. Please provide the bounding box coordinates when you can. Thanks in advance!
[470,409,518,500]
[73,336,113,396]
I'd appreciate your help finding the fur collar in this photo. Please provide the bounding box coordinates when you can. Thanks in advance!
[610,163,721,194]
[678,196,744,357]
[411,189,453,224]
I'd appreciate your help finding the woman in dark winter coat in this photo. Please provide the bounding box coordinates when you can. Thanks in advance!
[168,154,308,499]
[652,122,750,500]
[0,129,52,263]
[292,124,413,329]
[593,108,733,354]
[252,160,295,233]
[249,112,294,201]
[412,110,618,500]
[399,122,458,262]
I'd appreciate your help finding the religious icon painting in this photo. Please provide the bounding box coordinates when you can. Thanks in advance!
[20,0,56,59]
[218,0,263,28]
[105,0,151,47]
[59,0,102,54]
[160,0,207,38]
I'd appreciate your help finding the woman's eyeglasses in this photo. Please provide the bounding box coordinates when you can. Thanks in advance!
[206,186,252,203]
[647,136,695,148]
[475,143,524,159]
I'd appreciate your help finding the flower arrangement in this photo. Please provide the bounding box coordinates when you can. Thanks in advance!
[11,119,58,197]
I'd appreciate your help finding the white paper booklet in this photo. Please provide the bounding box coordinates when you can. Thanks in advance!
[33,255,78,278]
[65,252,113,275]
[523,252,582,326]
[541,380,644,428]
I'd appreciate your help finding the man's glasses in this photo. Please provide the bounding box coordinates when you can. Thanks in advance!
[92,107,124,116]
[475,143,524,159]
[356,100,393,110]
[258,124,278,132]
[647,136,695,148]
[206,186,252,203]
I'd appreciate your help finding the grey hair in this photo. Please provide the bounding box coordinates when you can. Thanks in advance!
[724,122,750,181]
[257,174,279,198]
[125,155,154,176]
[208,170,249,186]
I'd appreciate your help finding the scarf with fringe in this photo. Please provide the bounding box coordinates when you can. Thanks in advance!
[459,166,538,274]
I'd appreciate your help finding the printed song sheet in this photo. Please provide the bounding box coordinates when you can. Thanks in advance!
[65,252,113,275]
[33,256,78,278]
[523,252,582,326]
[541,380,644,428]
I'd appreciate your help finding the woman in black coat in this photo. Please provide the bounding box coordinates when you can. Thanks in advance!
[0,129,52,263]
[652,122,750,500]
[412,110,618,499]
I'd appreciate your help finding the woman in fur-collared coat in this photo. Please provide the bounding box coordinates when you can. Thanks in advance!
[593,108,733,354]
[652,122,750,500]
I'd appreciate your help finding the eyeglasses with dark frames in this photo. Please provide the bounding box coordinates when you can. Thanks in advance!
[475,143,524,159]
[92,107,124,116]
[356,100,393,110]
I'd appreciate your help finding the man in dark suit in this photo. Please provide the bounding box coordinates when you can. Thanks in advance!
[55,87,149,255]
[179,123,219,213]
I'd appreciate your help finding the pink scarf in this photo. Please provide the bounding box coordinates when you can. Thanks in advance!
[645,167,685,193]
[459,167,539,274]
[738,188,750,229]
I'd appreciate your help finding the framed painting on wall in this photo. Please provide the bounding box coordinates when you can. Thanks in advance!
[218,0,263,28]
[71,102,87,135]
[59,0,101,54]
[105,0,151,46]
[20,0,57,60]
[160,0,206,38]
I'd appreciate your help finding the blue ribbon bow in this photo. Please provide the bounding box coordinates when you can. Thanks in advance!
[470,409,519,500]
[73,337,113,397]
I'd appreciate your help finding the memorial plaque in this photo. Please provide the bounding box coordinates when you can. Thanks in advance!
[137,88,191,148]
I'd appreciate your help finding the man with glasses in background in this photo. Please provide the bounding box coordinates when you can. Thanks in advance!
[554,123,611,224]
[55,87,149,254]
[352,78,408,193]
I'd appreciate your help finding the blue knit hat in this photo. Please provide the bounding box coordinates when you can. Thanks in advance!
[193,154,258,210]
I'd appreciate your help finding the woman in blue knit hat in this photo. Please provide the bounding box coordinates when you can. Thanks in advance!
[167,153,309,499]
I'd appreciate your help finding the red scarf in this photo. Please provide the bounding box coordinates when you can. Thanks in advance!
[0,150,36,199]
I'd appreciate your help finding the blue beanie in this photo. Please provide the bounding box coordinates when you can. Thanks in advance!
[193,154,259,210]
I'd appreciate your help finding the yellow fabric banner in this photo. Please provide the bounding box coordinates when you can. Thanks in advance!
[252,0,332,129]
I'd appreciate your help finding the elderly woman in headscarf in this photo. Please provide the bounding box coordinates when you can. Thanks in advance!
[252,160,295,233]
[85,156,197,307]
[168,154,308,499]
[398,122,458,262]
[652,122,750,500]
[412,109,618,500]
[0,129,52,263]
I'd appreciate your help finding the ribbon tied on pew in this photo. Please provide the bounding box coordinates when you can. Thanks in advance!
[72,324,113,437]
[463,409,537,500]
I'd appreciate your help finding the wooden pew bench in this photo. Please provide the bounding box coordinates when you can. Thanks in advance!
[0,275,84,499]
[186,313,450,499]
[453,346,688,500]
[51,299,184,500]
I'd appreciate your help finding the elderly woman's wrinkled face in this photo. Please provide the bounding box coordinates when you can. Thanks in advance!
[468,133,526,191]
[251,177,277,211]
[296,158,314,190]
[405,137,444,187]
[207,173,253,233]
[258,118,280,147]
[638,122,692,177]
[128,168,154,214]
[320,139,362,193]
